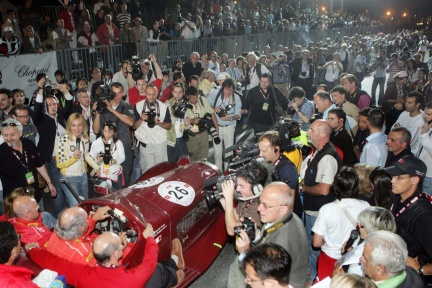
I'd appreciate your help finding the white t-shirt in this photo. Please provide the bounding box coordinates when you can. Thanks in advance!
[312,199,370,259]
[393,111,425,155]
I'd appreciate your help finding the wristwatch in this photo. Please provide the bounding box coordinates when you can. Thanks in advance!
[418,266,424,276]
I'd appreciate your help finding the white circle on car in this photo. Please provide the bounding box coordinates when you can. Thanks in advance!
[132,176,164,188]
[158,181,195,206]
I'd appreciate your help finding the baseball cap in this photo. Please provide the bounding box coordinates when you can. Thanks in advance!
[384,155,427,178]
[217,72,229,80]
[3,26,13,33]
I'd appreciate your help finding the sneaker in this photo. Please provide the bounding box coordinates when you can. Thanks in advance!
[172,238,185,270]
[172,270,185,288]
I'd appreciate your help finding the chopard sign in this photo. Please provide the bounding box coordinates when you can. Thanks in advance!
[15,63,52,78]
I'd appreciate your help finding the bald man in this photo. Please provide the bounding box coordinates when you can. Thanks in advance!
[45,206,111,266]
[8,196,52,246]
[299,120,343,284]
[27,225,185,288]
[229,182,308,288]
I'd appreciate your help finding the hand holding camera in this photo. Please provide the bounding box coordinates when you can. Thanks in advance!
[221,179,236,199]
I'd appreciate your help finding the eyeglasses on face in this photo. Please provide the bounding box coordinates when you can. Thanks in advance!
[392,175,412,180]
[257,200,288,210]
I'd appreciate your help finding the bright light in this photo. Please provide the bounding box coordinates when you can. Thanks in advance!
[386,11,391,16]
[322,6,326,11]
[403,13,407,17]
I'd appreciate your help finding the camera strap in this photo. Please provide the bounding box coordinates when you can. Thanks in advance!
[142,100,160,115]
[259,212,293,242]
[213,89,236,108]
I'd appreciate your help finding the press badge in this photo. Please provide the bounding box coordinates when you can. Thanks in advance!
[262,102,269,111]
[25,172,35,185]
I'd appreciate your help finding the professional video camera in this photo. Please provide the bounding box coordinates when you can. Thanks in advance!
[272,117,301,152]
[131,55,142,80]
[188,113,221,144]
[95,77,115,114]
[203,173,237,208]
[216,103,235,117]
[172,99,193,119]
[234,217,256,241]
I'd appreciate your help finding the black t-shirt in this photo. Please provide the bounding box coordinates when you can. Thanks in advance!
[331,128,356,166]
[0,138,44,202]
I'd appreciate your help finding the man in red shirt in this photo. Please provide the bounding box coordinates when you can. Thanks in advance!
[59,2,78,62]
[128,55,163,107]
[8,196,52,247]
[45,205,111,266]
[27,224,185,288]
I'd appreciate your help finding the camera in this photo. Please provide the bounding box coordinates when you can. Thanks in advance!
[95,77,115,114]
[172,99,193,119]
[131,55,142,80]
[234,217,256,241]
[100,143,112,164]
[188,113,221,144]
[43,78,58,95]
[204,173,237,208]
[146,106,158,128]
[217,103,235,117]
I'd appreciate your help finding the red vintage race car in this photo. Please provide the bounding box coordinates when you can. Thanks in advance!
[18,158,228,287]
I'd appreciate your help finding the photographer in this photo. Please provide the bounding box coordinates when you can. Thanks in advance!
[133,84,171,173]
[220,161,267,235]
[93,82,135,186]
[228,182,308,288]
[371,49,389,106]
[90,121,125,190]
[288,86,314,131]
[242,73,288,135]
[208,78,242,170]
[184,86,218,161]
[166,83,189,162]
[33,76,73,216]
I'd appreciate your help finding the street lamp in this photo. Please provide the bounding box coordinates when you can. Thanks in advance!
[386,11,391,16]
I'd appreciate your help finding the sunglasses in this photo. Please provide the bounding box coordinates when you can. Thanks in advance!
[2,122,19,127]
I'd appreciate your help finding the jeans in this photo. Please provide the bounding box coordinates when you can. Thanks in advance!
[130,146,142,185]
[168,137,188,163]
[45,159,65,217]
[60,174,89,207]
[422,177,432,196]
[371,76,386,106]
[42,211,57,229]
[252,122,273,136]
[305,213,320,283]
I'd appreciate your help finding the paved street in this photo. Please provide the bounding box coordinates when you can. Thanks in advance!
[189,73,377,288]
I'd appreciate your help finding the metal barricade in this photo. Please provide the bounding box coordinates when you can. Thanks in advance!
[55,26,382,81]
[56,44,124,81]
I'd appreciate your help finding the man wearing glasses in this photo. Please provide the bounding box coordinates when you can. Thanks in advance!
[385,155,432,282]
[232,182,308,288]
[242,243,293,288]
[0,118,56,204]
[11,104,38,144]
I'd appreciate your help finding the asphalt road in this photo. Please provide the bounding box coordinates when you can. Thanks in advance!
[188,73,376,288]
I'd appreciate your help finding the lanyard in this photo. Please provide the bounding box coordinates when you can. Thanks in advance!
[391,193,423,218]
[12,148,29,172]
[259,213,293,241]
[260,89,270,102]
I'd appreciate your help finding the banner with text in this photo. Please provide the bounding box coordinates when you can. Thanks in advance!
[0,52,58,102]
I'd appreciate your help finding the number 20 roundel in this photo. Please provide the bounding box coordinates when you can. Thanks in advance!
[158,181,196,206]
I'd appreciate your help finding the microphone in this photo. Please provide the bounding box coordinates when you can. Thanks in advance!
[342,229,359,255]
[76,137,81,151]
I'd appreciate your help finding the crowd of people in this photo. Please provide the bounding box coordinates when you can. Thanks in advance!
[1,0,432,288]
[0,0,384,57]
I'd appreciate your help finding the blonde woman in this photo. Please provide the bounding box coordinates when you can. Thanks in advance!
[57,113,99,207]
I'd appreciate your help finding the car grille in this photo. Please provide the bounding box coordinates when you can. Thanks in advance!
[176,199,208,237]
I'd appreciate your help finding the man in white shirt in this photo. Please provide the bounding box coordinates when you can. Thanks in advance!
[112,60,134,95]
[393,92,425,155]
[354,49,367,85]
[360,108,387,167]
[246,52,270,91]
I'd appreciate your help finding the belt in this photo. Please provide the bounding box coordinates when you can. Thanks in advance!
[219,124,234,127]
[274,82,287,84]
